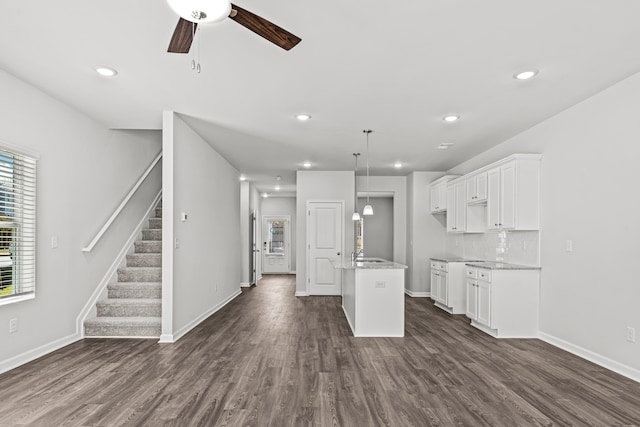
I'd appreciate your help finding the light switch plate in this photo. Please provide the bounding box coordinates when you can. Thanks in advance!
[566,240,573,252]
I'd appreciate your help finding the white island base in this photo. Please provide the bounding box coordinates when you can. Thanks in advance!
[340,262,406,337]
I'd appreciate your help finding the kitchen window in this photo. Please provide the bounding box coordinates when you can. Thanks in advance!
[0,147,36,305]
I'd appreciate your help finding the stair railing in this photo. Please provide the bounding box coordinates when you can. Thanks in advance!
[81,151,162,252]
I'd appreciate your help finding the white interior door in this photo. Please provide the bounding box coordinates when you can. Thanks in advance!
[308,201,343,295]
[262,215,290,274]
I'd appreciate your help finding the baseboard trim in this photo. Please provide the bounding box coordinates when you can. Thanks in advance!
[161,289,242,344]
[0,333,81,375]
[294,291,309,297]
[240,282,252,288]
[76,190,163,337]
[539,331,640,383]
[404,289,430,298]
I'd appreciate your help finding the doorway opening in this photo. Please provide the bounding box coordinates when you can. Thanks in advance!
[262,215,291,274]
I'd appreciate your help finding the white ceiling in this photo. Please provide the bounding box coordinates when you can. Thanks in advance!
[2,0,640,194]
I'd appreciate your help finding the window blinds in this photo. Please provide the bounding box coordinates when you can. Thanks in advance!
[0,148,36,300]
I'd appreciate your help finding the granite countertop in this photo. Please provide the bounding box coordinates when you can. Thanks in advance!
[331,258,408,270]
[430,257,483,263]
[464,261,541,270]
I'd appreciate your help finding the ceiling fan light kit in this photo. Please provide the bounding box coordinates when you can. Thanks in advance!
[166,0,231,24]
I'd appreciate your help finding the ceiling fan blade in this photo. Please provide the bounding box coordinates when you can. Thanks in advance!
[229,3,301,51]
[168,18,197,53]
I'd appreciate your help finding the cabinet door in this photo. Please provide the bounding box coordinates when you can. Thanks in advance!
[476,172,488,202]
[430,270,438,300]
[466,178,476,203]
[430,185,439,212]
[500,163,516,229]
[466,279,477,320]
[437,271,448,305]
[446,185,456,232]
[487,168,501,230]
[477,280,491,327]
[455,183,466,232]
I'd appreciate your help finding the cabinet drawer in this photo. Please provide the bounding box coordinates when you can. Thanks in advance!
[438,262,448,272]
[478,269,492,282]
[466,268,478,279]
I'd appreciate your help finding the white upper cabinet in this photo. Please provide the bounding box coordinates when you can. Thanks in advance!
[429,175,459,213]
[486,156,540,230]
[466,172,488,204]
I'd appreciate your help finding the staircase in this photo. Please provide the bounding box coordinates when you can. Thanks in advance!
[84,202,163,338]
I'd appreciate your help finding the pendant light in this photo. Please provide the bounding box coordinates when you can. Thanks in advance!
[352,153,361,221]
[362,129,374,216]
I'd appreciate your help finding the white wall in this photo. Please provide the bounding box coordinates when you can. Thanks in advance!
[357,176,407,264]
[357,197,393,261]
[261,197,296,272]
[407,172,448,295]
[0,70,162,370]
[162,112,241,341]
[296,171,354,295]
[447,72,640,375]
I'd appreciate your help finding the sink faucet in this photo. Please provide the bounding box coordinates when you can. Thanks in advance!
[351,249,364,262]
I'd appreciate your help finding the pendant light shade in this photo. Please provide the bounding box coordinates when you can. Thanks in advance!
[363,129,374,216]
[352,153,361,221]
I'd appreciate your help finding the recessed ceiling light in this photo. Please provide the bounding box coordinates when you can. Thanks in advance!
[443,115,460,123]
[514,69,538,80]
[94,66,118,77]
[437,142,455,150]
[275,186,281,191]
[262,193,269,198]
[296,114,311,121]
[239,175,247,181]
[393,162,403,169]
[303,161,312,168]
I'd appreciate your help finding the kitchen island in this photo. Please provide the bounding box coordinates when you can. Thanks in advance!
[334,258,407,337]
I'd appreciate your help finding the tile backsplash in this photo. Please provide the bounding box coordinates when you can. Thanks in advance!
[446,230,540,266]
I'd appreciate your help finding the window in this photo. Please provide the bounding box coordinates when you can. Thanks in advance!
[0,147,36,303]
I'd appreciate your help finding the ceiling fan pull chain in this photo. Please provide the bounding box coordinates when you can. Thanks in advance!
[196,26,202,73]
[190,22,196,70]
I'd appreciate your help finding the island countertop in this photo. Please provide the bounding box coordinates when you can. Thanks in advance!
[332,258,408,270]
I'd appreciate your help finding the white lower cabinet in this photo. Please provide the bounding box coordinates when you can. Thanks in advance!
[430,259,467,314]
[465,266,540,338]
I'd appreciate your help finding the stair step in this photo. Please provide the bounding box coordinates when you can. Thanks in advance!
[142,229,161,241]
[127,253,161,267]
[84,316,161,338]
[118,267,161,282]
[155,207,162,218]
[108,282,161,299]
[97,298,161,317]
[148,218,162,229]
[134,241,162,253]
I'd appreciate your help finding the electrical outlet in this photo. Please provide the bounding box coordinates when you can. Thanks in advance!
[175,238,180,249]
[9,318,17,333]
[626,327,636,343]
[375,281,386,288]
[51,236,58,249]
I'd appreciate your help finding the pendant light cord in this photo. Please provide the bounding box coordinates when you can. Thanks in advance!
[364,130,372,204]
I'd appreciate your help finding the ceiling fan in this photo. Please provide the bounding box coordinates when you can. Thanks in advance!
[166,0,302,53]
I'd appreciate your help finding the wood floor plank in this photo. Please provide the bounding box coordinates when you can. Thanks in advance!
[1,274,639,426]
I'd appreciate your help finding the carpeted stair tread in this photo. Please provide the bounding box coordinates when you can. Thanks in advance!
[134,241,162,253]
[148,218,162,229]
[141,229,161,241]
[118,267,162,282]
[126,253,162,267]
[107,282,161,299]
[84,316,161,337]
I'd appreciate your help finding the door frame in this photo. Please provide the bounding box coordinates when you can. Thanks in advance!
[306,200,345,295]
[262,214,291,274]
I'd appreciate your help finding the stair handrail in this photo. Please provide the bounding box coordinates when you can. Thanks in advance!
[81,151,162,252]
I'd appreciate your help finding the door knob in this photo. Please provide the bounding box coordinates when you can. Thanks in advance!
[337,252,341,255]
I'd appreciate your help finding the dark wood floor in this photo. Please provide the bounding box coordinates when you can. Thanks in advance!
[1,275,640,426]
